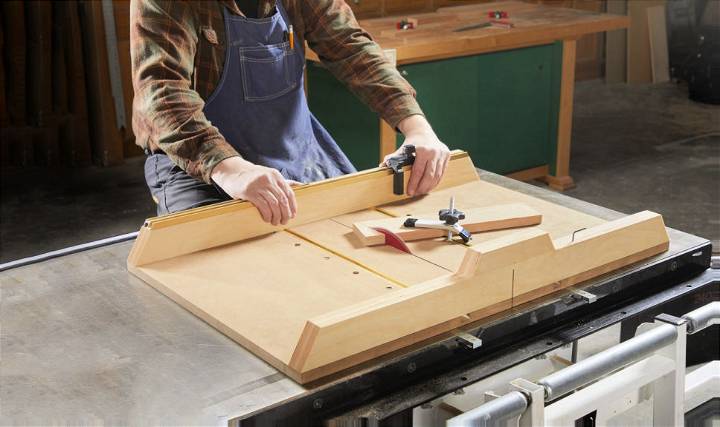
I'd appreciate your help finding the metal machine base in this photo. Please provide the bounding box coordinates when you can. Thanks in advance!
[234,242,714,426]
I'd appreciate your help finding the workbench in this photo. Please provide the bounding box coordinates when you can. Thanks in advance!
[306,1,629,189]
[1,170,713,426]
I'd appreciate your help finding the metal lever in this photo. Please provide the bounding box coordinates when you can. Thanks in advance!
[456,331,483,349]
[403,218,473,244]
[567,287,597,304]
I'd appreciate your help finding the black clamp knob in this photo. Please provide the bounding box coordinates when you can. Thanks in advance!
[438,208,465,225]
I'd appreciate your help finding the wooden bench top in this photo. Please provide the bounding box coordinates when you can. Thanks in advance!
[308,1,629,64]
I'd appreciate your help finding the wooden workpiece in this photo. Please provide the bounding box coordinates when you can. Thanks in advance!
[352,204,542,246]
[127,152,669,383]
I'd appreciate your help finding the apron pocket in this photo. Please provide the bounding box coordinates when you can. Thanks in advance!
[239,43,297,102]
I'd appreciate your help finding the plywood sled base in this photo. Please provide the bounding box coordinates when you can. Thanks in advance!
[127,151,670,383]
[128,262,301,381]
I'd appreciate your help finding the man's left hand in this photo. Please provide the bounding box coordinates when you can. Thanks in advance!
[382,115,450,196]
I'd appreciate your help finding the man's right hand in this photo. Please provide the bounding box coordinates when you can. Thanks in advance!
[211,157,298,226]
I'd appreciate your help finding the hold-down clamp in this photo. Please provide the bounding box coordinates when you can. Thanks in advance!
[403,197,473,244]
[386,145,416,195]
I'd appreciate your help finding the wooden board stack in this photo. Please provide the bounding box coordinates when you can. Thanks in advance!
[127,151,670,383]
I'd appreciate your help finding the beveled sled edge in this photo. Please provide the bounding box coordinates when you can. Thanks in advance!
[512,210,670,305]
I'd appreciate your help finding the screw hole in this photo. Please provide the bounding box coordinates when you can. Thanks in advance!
[621,311,627,315]
[294,243,301,247]
[687,284,692,287]
[386,286,393,289]
[406,213,412,216]
[323,256,330,260]
[546,341,553,346]
[353,271,359,275]
[460,376,468,381]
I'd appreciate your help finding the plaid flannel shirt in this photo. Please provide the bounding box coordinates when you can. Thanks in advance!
[130,0,423,183]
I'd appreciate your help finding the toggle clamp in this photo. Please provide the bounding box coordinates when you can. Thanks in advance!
[386,144,416,195]
[403,197,473,244]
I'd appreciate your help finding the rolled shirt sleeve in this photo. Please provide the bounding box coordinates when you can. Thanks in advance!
[298,1,425,129]
[130,0,239,183]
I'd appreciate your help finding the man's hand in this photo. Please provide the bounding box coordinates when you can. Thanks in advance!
[211,157,298,225]
[382,115,450,196]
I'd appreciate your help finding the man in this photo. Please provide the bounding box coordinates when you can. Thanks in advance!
[131,0,450,225]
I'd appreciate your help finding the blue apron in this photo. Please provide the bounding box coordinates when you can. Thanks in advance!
[203,3,356,183]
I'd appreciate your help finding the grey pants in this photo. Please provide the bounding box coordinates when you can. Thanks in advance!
[144,153,230,215]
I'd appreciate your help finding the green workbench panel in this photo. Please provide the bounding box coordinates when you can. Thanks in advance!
[306,62,380,171]
[398,42,562,174]
[306,42,562,175]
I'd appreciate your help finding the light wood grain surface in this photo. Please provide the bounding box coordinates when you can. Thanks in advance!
[308,1,629,64]
[627,0,666,83]
[127,152,669,383]
[130,231,397,378]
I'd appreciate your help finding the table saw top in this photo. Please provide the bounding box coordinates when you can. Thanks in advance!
[0,170,708,425]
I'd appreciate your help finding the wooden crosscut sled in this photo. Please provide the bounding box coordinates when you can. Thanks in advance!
[127,151,669,383]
